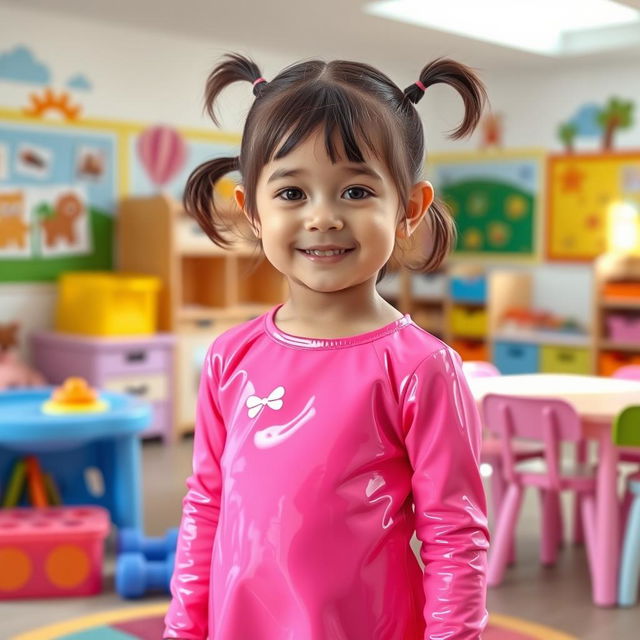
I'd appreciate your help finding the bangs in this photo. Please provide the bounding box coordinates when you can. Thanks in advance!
[255,83,393,166]
[239,71,415,219]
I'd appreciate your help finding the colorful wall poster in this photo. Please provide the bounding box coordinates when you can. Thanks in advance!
[428,150,544,259]
[0,120,116,282]
[547,152,640,261]
[0,108,240,283]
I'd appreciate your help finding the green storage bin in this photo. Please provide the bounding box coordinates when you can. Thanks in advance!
[540,345,591,374]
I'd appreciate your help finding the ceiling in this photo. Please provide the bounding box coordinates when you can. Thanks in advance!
[6,0,640,73]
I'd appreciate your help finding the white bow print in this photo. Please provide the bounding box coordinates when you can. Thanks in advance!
[246,386,285,419]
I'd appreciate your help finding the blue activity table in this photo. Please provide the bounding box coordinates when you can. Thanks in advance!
[0,388,152,530]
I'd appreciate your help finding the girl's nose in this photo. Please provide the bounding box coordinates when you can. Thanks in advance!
[304,206,344,231]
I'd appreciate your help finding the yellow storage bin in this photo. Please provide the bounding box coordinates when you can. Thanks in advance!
[540,345,591,374]
[450,306,487,338]
[56,272,161,336]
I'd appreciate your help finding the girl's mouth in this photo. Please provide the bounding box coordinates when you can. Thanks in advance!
[296,248,355,262]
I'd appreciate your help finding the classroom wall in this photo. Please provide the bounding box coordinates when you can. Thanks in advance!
[3,4,638,350]
[4,7,639,169]
[0,5,295,132]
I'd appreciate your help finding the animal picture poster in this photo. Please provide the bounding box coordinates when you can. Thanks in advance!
[428,151,543,259]
[547,152,640,260]
[0,121,116,282]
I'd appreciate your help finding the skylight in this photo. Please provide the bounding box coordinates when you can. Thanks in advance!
[364,0,640,56]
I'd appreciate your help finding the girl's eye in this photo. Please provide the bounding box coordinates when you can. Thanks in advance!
[344,187,372,200]
[277,188,305,201]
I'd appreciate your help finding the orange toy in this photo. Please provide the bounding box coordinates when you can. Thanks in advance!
[42,377,108,415]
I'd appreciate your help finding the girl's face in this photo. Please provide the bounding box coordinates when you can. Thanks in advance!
[236,128,432,297]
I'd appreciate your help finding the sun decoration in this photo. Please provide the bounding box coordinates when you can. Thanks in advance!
[23,88,82,121]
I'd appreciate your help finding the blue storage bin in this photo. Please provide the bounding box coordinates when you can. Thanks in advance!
[451,276,487,303]
[493,341,539,374]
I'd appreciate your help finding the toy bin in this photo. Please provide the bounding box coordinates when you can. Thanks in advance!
[450,276,487,304]
[493,341,540,374]
[451,306,488,338]
[606,313,640,344]
[540,346,591,375]
[0,506,110,599]
[56,272,160,336]
[451,339,489,362]
[599,351,640,376]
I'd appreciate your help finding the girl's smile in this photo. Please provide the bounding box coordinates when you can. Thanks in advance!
[296,245,356,262]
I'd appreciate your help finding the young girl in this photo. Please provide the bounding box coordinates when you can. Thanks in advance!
[164,54,489,640]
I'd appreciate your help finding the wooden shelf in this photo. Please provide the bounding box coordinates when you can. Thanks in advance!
[413,296,446,305]
[493,330,591,347]
[601,299,640,310]
[599,340,640,352]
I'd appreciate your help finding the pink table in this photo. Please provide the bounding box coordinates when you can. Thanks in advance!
[467,373,640,607]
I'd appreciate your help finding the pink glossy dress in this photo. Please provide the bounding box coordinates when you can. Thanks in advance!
[164,305,489,639]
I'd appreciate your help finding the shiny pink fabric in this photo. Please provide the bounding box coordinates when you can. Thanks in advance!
[164,305,489,639]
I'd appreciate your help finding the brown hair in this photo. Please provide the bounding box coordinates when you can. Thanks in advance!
[184,53,486,279]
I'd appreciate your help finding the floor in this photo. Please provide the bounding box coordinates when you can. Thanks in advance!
[4,439,640,639]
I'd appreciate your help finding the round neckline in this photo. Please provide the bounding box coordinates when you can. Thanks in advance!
[265,303,414,350]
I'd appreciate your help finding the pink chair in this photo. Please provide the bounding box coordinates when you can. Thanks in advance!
[613,365,640,380]
[462,360,501,379]
[462,362,550,564]
[482,394,597,587]
[463,362,530,521]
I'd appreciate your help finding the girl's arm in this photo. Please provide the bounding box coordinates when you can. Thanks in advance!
[164,344,226,640]
[402,347,490,639]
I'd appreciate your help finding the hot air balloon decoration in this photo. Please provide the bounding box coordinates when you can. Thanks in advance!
[137,125,187,188]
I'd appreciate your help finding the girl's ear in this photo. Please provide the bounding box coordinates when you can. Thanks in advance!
[234,184,261,238]
[397,181,434,238]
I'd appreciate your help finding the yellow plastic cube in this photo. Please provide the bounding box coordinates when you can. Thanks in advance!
[56,272,161,336]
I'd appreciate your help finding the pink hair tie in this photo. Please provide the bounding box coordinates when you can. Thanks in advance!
[415,80,427,92]
[253,77,267,87]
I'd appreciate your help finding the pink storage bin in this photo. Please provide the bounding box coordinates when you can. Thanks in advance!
[607,313,640,344]
[0,506,110,599]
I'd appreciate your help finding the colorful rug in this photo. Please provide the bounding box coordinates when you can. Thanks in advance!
[11,604,578,640]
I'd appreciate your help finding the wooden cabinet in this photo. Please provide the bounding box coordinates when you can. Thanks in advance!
[594,253,640,375]
[117,194,288,434]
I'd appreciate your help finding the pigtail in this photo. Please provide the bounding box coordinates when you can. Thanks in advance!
[421,199,457,271]
[403,58,487,139]
[204,53,266,126]
[183,155,240,249]
[397,58,485,273]
[184,53,268,248]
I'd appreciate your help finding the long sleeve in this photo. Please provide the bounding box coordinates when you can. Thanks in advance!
[402,347,490,639]
[164,344,226,639]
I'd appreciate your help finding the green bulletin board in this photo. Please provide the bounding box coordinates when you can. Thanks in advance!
[428,150,545,260]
